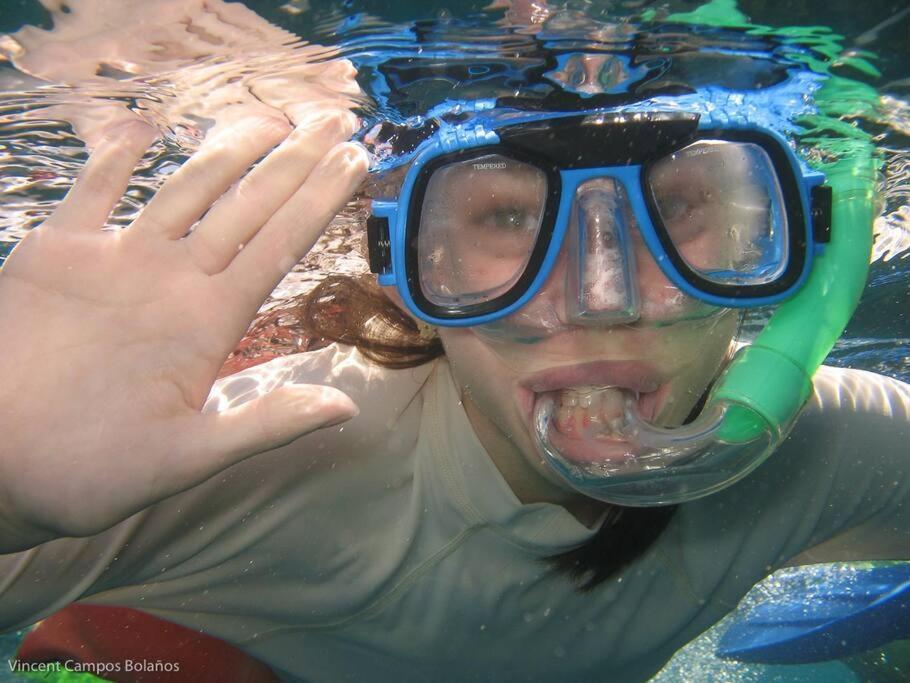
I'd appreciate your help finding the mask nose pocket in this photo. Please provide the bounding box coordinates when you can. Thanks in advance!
[566,178,641,324]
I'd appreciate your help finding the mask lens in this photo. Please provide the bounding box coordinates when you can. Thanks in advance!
[648,140,789,286]
[417,154,547,307]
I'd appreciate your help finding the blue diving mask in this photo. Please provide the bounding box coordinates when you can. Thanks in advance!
[367,109,831,330]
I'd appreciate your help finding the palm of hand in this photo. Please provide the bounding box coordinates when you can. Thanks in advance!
[0,114,367,549]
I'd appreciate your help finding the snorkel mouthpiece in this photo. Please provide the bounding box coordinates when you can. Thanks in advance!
[533,383,774,506]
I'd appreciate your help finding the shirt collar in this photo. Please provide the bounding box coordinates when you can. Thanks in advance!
[421,359,607,554]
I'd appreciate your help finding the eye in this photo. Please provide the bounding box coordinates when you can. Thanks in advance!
[661,195,689,222]
[484,206,534,232]
[659,187,715,237]
[666,188,714,216]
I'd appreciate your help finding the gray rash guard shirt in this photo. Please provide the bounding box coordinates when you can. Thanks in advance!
[1,344,909,682]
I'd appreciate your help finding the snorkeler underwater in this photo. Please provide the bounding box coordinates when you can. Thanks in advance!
[0,0,908,681]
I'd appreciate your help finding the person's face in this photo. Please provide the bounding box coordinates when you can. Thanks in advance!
[390,152,745,506]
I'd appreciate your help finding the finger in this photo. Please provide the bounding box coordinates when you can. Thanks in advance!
[50,121,157,233]
[222,141,369,310]
[285,96,360,127]
[313,59,361,96]
[249,77,359,127]
[168,384,358,487]
[184,110,357,275]
[132,116,291,240]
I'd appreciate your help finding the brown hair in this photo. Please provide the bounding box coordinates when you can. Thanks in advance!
[227,272,676,592]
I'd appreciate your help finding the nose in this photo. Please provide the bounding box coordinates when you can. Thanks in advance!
[479,177,715,337]
[564,178,641,325]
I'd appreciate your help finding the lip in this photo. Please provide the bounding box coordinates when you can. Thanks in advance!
[520,360,663,394]
[516,360,666,425]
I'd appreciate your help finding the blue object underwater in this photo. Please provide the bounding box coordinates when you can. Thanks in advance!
[717,563,910,664]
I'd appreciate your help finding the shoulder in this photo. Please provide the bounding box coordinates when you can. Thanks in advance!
[664,366,910,604]
[784,366,910,485]
[737,366,910,533]
[806,365,910,419]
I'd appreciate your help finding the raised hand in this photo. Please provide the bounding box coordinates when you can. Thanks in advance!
[0,111,368,552]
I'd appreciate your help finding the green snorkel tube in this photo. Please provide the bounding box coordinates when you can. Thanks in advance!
[581,74,880,506]
[716,117,876,429]
[709,120,877,480]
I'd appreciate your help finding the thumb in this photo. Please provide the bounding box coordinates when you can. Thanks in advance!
[171,384,358,485]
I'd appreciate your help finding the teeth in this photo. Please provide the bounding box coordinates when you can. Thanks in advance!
[554,386,635,438]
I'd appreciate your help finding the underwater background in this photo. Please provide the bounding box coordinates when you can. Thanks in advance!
[0,0,908,681]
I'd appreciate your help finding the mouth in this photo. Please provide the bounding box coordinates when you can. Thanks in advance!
[518,361,671,464]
